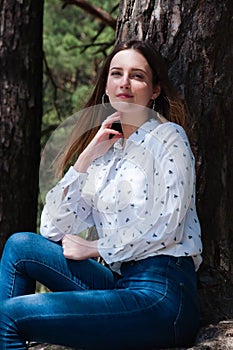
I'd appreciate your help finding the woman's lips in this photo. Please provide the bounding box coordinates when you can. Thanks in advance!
[116,93,133,99]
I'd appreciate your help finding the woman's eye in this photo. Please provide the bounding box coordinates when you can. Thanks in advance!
[111,71,121,76]
[132,73,144,80]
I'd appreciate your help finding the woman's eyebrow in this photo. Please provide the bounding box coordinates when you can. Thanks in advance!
[110,66,123,70]
[110,67,147,74]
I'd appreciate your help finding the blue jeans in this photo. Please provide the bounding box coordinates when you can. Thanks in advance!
[0,232,200,349]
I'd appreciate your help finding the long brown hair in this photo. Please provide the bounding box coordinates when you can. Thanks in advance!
[57,40,186,177]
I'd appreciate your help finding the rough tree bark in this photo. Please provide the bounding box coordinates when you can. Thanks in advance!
[0,0,43,255]
[116,0,233,324]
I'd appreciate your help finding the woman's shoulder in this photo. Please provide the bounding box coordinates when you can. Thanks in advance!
[151,120,189,143]
[153,120,185,134]
[148,120,192,156]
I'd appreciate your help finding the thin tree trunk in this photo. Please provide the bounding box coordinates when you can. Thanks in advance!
[0,0,43,254]
[116,0,233,324]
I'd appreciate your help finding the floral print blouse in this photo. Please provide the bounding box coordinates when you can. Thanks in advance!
[40,118,202,274]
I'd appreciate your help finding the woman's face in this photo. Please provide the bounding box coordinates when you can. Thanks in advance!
[105,49,160,111]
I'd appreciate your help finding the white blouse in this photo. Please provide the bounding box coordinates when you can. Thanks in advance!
[40,118,202,273]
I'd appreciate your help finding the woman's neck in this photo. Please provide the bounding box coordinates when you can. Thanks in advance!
[120,111,149,139]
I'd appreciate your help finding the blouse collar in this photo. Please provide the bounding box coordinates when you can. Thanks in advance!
[113,118,160,152]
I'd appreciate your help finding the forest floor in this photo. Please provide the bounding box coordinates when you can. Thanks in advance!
[29,320,233,350]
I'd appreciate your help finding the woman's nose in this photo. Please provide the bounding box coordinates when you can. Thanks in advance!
[120,74,130,88]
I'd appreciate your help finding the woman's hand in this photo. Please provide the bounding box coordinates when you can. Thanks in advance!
[62,235,99,260]
[74,112,123,173]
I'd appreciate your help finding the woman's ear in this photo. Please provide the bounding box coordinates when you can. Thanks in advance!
[152,84,161,100]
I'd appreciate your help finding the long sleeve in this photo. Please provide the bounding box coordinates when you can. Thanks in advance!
[40,166,94,241]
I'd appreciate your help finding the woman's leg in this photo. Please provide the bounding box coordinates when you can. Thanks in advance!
[0,288,159,350]
[0,254,200,350]
[0,232,115,300]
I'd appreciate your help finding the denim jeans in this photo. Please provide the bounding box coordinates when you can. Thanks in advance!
[0,232,200,350]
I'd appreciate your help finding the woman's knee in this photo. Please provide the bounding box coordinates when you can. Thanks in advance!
[3,232,39,260]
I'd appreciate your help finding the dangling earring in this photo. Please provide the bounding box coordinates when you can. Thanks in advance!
[152,99,156,110]
[102,93,108,109]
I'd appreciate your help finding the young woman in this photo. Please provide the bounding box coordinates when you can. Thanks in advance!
[0,40,202,350]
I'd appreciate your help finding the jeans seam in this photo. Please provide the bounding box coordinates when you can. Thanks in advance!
[9,281,171,322]
[9,269,17,298]
[11,294,169,322]
[13,259,89,292]
[173,282,184,342]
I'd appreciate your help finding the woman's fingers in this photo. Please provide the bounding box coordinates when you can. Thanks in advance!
[73,113,122,172]
[94,128,122,146]
[100,112,123,140]
[102,112,122,128]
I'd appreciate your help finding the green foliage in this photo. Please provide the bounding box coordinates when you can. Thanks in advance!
[38,0,118,232]
[43,0,118,144]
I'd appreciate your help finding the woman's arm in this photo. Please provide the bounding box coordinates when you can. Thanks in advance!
[40,112,123,242]
[73,112,123,173]
[40,166,94,241]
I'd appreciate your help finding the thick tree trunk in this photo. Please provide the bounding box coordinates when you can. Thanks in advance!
[0,0,43,254]
[116,0,233,324]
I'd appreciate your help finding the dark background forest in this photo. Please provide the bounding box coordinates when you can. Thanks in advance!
[0,1,233,348]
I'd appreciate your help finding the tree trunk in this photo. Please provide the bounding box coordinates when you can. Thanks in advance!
[0,0,43,254]
[116,0,233,324]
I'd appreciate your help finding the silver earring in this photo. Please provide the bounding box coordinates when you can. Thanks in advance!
[152,99,156,110]
[102,93,107,109]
